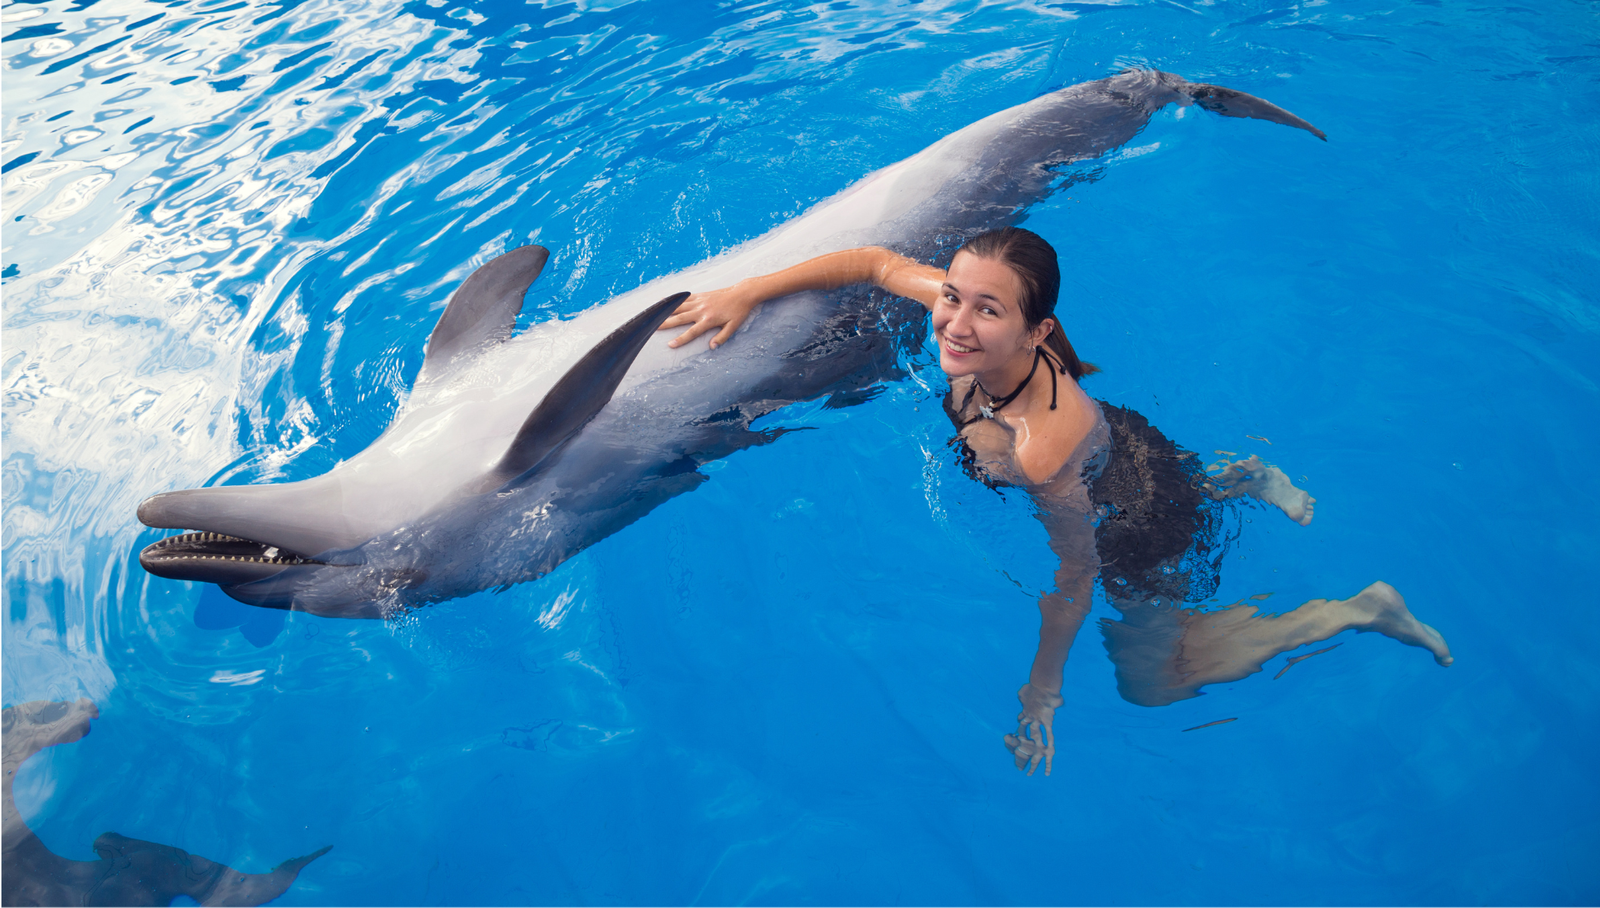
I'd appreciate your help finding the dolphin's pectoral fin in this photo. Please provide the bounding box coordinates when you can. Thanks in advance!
[194,585,290,648]
[823,384,886,410]
[420,244,550,382]
[1183,82,1327,140]
[483,292,691,492]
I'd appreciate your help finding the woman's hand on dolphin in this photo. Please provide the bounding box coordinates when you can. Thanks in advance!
[658,285,760,350]
[1004,683,1063,776]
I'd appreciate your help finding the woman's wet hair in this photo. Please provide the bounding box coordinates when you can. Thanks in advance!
[958,227,1099,380]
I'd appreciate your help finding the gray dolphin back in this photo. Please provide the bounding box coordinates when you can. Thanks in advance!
[873,70,1325,264]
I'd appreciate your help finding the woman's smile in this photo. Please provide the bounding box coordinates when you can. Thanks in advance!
[933,250,1036,384]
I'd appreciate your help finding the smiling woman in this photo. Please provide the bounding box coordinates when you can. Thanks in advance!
[665,227,1454,775]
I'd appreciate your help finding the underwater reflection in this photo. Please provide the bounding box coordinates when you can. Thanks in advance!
[2,700,328,907]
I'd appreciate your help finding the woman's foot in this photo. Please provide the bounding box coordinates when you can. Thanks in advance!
[1211,455,1315,525]
[1346,581,1454,666]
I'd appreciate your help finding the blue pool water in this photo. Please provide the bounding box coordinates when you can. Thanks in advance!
[4,0,1598,903]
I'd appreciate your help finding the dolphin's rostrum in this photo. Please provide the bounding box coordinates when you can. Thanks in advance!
[137,70,1325,619]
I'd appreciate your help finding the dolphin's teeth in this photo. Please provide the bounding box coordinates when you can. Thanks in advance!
[150,532,318,570]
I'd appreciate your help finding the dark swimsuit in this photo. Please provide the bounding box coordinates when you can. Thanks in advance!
[943,365,1229,605]
[1087,404,1229,603]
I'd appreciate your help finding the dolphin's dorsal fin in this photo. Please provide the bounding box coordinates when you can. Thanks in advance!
[480,291,690,492]
[420,245,550,382]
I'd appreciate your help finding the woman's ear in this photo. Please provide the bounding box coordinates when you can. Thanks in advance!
[1031,318,1055,348]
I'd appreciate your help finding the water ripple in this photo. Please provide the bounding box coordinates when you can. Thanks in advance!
[6,0,1599,899]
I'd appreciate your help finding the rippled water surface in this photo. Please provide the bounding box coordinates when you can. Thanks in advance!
[5,0,1599,904]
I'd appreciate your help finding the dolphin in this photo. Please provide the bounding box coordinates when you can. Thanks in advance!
[137,69,1323,619]
[2,699,329,906]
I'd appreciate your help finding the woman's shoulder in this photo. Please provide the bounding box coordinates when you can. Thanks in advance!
[1013,388,1107,489]
[942,375,1108,495]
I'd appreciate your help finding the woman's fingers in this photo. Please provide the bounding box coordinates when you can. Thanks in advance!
[658,294,706,329]
[1003,731,1035,772]
[1025,720,1044,775]
[668,320,715,348]
[710,313,748,349]
[666,303,723,348]
[664,306,748,349]
[1005,704,1059,776]
[1005,724,1059,775]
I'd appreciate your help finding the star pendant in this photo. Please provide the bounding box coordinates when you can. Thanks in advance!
[980,404,995,419]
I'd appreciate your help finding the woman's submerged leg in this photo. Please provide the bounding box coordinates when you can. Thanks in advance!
[1100,581,1452,707]
[1205,454,1315,526]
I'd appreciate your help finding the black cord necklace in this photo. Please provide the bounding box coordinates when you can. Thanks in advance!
[959,346,1064,425]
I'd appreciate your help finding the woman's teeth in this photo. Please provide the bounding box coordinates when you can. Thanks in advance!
[945,339,976,354]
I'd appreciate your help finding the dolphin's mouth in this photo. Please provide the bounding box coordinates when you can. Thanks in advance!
[139,532,327,585]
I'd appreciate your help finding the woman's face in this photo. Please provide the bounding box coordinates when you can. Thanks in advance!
[933,251,1051,380]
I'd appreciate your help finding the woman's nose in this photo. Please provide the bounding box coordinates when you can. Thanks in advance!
[946,306,972,335]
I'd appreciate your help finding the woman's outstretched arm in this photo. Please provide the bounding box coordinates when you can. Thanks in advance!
[1004,506,1099,777]
[659,246,946,349]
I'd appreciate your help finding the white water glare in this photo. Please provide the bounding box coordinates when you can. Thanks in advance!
[2,0,474,701]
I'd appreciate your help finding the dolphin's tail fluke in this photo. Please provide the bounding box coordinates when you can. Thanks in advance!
[1181,80,1327,140]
